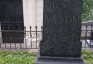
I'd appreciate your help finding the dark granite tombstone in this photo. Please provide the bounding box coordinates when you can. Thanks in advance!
[35,0,84,64]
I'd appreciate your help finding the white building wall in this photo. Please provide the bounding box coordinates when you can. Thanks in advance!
[23,0,43,31]
[36,0,43,30]
[22,0,43,47]
[23,0,37,45]
[23,0,37,31]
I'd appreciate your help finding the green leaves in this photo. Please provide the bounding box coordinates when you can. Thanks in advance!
[82,49,93,64]
[82,0,93,21]
[0,50,92,64]
[0,51,35,64]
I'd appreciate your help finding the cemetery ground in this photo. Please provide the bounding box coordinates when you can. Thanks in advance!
[0,49,92,64]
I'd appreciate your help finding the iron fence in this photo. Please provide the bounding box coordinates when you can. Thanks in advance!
[0,25,93,50]
[0,26,42,49]
[81,24,93,50]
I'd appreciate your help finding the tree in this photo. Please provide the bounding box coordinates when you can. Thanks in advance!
[82,0,93,21]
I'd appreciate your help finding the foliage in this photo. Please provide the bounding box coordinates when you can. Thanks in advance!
[82,0,93,21]
[0,49,93,64]
[0,51,35,64]
[82,49,93,64]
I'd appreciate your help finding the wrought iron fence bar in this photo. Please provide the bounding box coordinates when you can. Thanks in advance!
[35,26,37,49]
[10,42,11,49]
[0,30,42,32]
[1,22,24,23]
[5,41,6,48]
[30,26,32,49]
[15,43,16,49]
[90,25,92,46]
[20,42,22,49]
[0,43,1,48]
[84,25,87,47]
[82,30,91,31]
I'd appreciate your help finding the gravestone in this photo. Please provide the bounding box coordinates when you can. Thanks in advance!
[35,0,84,64]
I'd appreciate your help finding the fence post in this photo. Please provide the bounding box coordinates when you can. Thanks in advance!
[90,25,93,46]
[35,26,37,48]
[30,26,32,48]
[0,21,2,48]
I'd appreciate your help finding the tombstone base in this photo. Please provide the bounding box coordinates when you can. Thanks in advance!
[35,49,84,64]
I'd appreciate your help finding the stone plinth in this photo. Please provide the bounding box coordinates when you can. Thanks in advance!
[35,49,84,64]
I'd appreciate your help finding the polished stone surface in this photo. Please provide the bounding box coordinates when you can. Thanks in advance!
[40,0,83,57]
[35,51,84,64]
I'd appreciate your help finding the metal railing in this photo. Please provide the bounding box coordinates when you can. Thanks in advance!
[0,26,42,49]
[0,25,93,50]
[81,24,93,48]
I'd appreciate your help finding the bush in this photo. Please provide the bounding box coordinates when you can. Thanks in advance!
[82,49,93,64]
[0,51,35,64]
[0,49,93,64]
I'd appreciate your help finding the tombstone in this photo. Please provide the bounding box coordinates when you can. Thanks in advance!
[35,0,84,64]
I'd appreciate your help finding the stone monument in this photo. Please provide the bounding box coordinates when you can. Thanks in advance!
[35,0,84,64]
